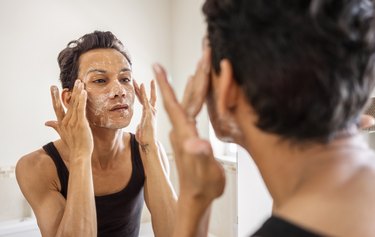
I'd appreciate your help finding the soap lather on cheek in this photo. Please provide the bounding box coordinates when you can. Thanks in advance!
[85,86,134,127]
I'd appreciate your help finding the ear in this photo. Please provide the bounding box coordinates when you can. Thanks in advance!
[216,59,240,116]
[61,88,72,108]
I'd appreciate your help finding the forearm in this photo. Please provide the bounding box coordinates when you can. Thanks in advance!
[173,198,212,237]
[141,144,177,237]
[56,157,97,237]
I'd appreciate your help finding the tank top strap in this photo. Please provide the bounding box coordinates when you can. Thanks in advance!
[42,142,69,198]
[130,133,145,179]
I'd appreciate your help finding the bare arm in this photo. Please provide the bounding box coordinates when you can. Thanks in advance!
[16,152,96,237]
[141,142,177,237]
[57,157,96,237]
[17,80,97,237]
[133,80,177,237]
[16,153,66,237]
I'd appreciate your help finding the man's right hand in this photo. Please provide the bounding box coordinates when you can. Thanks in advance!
[45,80,93,158]
[153,45,225,237]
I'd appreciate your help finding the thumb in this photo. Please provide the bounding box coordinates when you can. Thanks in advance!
[360,114,375,129]
[184,138,213,157]
[45,120,60,135]
[135,125,141,142]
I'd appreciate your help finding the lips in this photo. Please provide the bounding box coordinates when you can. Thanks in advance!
[110,104,129,111]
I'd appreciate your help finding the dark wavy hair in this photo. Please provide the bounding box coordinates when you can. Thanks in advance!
[58,31,132,90]
[203,0,375,142]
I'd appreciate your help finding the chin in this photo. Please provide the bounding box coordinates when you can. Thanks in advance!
[211,116,241,144]
[214,128,236,143]
[89,116,132,130]
[107,119,132,129]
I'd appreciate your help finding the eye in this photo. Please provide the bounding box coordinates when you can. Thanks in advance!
[120,78,131,83]
[93,79,106,84]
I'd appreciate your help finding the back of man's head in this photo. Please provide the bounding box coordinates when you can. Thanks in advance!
[203,0,375,143]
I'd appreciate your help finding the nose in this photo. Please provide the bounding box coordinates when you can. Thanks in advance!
[110,81,126,98]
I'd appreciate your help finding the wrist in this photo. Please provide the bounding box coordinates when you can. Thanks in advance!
[178,195,212,213]
[70,146,93,158]
[174,197,212,237]
[69,154,92,166]
[139,142,158,154]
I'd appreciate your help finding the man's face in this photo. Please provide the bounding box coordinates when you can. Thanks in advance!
[206,79,226,140]
[206,62,239,143]
[77,48,135,129]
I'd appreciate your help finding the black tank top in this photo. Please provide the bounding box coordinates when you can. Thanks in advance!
[252,216,323,237]
[43,133,145,237]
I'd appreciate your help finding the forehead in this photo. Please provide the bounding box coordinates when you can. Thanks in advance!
[78,48,131,73]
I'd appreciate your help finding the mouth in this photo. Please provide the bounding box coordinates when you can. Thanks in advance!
[110,104,129,111]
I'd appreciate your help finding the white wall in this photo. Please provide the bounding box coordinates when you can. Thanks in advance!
[0,0,172,166]
[0,2,239,236]
[0,0,173,223]
[170,0,209,140]
[237,147,273,237]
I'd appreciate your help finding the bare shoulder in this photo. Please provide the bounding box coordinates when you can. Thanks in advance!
[16,146,66,236]
[16,147,60,197]
[17,148,56,178]
[275,154,375,236]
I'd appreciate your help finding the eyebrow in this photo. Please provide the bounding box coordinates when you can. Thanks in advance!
[86,68,131,75]
[119,68,131,73]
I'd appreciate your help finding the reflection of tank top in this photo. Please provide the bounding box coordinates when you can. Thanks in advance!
[43,133,145,237]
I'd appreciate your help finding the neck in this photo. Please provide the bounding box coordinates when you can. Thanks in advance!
[90,125,126,168]
[234,105,370,208]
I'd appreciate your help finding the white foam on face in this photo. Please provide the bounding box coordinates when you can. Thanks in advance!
[78,49,134,129]
[85,80,135,128]
[219,119,242,143]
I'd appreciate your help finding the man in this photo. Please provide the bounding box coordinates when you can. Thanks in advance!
[154,0,375,236]
[16,31,176,237]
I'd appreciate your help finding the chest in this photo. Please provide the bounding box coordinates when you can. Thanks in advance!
[92,157,133,196]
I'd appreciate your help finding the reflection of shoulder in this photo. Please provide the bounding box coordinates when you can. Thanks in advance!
[16,148,59,189]
[17,149,51,172]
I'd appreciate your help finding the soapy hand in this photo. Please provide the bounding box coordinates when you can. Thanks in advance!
[133,80,157,152]
[45,80,94,158]
[153,46,225,208]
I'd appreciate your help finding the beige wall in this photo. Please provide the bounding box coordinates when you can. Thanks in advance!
[0,2,235,236]
[0,0,172,167]
[170,0,210,141]
[0,0,172,222]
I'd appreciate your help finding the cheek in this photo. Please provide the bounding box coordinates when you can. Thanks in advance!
[206,92,217,121]
[86,92,110,115]
[125,87,135,105]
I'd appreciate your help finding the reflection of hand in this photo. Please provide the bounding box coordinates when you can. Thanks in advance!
[133,80,157,152]
[45,80,93,158]
[359,114,375,129]
[154,47,225,209]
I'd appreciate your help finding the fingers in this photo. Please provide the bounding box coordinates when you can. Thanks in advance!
[360,114,375,129]
[63,80,84,125]
[45,120,60,135]
[150,80,156,107]
[133,80,157,108]
[133,80,142,104]
[153,64,189,128]
[183,138,213,157]
[140,84,150,110]
[50,86,65,122]
[181,49,211,118]
[77,87,88,117]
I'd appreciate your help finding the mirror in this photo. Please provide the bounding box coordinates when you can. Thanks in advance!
[0,0,239,236]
